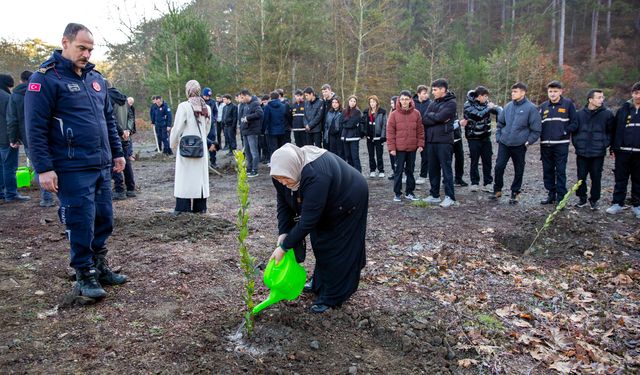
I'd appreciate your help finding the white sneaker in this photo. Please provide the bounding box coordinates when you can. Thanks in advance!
[469,184,479,192]
[369,172,376,178]
[378,172,385,178]
[439,196,457,208]
[405,193,420,201]
[415,177,425,185]
[606,204,623,215]
[633,206,640,219]
[423,196,441,204]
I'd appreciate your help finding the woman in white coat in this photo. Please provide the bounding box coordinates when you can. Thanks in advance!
[170,80,212,214]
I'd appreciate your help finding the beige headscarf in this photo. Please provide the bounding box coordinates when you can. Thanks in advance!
[185,80,209,118]
[269,144,327,191]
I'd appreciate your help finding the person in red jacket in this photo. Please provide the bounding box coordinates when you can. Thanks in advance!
[386,90,424,202]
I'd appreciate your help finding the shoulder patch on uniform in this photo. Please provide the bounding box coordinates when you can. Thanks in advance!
[37,63,55,74]
[543,109,549,114]
[28,83,41,92]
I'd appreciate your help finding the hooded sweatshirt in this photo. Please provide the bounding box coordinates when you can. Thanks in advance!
[0,76,15,147]
[6,82,29,147]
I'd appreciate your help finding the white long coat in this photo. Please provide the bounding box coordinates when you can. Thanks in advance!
[170,101,211,199]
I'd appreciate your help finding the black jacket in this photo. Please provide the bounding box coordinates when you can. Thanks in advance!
[7,82,28,147]
[422,91,457,144]
[0,82,11,148]
[463,90,501,141]
[239,96,264,136]
[304,97,323,133]
[341,108,362,142]
[361,107,387,141]
[222,102,238,128]
[412,94,431,118]
[539,96,578,146]
[571,105,615,158]
[290,100,305,131]
[611,100,640,153]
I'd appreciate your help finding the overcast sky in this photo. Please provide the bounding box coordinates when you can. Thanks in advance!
[1,0,192,60]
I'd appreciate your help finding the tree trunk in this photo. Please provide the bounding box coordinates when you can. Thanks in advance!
[590,0,600,65]
[352,0,365,96]
[173,34,179,76]
[605,0,611,41]
[259,0,265,90]
[570,6,576,46]
[501,0,506,30]
[550,0,556,48]
[467,0,475,34]
[558,0,565,71]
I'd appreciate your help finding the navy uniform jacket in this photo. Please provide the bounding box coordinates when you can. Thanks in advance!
[612,100,640,153]
[539,96,578,146]
[25,50,123,174]
[152,101,172,128]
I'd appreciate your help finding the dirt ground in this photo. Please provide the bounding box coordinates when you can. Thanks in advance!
[1,130,639,374]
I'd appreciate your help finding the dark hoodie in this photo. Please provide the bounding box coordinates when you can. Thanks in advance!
[6,82,28,147]
[422,91,457,144]
[263,99,287,136]
[0,74,15,147]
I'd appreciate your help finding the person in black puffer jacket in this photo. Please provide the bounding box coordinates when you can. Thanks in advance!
[461,86,502,191]
[361,95,387,178]
[341,95,363,172]
[571,89,615,209]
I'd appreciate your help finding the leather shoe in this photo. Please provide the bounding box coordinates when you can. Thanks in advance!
[540,196,556,205]
[303,281,314,294]
[310,304,330,313]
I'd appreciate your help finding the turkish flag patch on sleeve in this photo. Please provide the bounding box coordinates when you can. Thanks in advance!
[28,83,41,92]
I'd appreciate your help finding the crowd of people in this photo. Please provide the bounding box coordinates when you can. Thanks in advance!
[1,22,638,310]
[175,79,639,216]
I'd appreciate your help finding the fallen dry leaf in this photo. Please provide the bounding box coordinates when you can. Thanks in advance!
[549,360,575,373]
[610,273,633,285]
[549,327,572,351]
[457,358,478,368]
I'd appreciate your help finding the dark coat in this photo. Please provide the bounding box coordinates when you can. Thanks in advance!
[25,50,123,174]
[152,101,172,128]
[611,100,640,152]
[539,96,578,146]
[239,95,264,136]
[290,100,305,131]
[463,90,501,141]
[412,94,431,118]
[275,152,368,307]
[6,83,28,147]
[496,97,542,147]
[340,108,362,142]
[422,91,457,144]
[263,100,287,136]
[361,107,387,141]
[0,83,11,148]
[222,102,238,128]
[303,97,323,133]
[572,105,615,157]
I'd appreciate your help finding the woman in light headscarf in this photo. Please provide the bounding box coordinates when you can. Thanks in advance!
[270,143,369,313]
[169,80,215,214]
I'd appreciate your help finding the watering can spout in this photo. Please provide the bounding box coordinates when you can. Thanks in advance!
[253,293,282,315]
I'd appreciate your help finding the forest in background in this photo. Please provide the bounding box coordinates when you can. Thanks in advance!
[1,0,639,114]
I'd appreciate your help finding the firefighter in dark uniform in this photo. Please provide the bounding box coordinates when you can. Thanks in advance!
[153,95,173,155]
[290,89,306,147]
[538,81,578,204]
[25,23,128,299]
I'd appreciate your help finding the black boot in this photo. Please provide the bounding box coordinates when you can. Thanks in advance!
[540,195,556,205]
[75,268,107,298]
[95,256,128,286]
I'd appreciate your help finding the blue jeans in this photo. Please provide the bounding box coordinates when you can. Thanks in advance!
[24,146,53,202]
[57,168,114,269]
[0,146,19,200]
[243,134,260,173]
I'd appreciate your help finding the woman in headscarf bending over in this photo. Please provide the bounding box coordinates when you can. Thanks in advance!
[270,143,369,313]
[170,80,214,214]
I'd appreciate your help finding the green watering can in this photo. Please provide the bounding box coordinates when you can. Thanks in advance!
[16,166,35,188]
[253,249,306,315]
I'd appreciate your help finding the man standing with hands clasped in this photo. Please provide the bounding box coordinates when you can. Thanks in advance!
[25,23,129,299]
